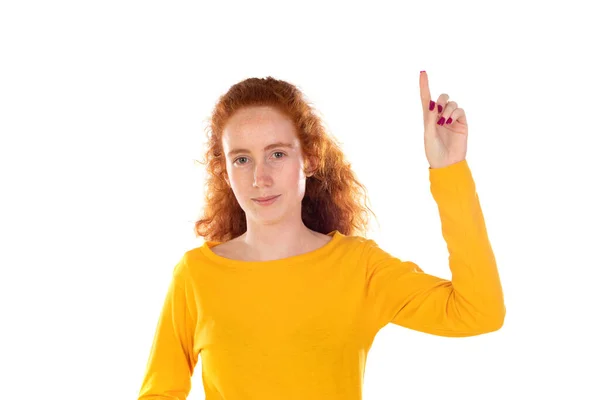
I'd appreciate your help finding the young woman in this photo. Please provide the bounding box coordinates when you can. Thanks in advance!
[138,72,505,400]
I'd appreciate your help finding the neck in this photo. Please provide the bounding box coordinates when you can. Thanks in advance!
[239,220,319,261]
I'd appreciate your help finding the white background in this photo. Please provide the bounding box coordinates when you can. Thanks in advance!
[1,1,599,399]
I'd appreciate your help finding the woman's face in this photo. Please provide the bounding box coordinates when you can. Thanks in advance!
[221,106,311,226]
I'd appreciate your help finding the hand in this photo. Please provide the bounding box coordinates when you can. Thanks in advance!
[419,71,468,169]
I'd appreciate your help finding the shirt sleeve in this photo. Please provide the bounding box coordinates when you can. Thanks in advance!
[363,159,506,337]
[138,254,199,399]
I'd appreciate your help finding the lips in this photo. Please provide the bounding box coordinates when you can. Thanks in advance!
[253,195,279,201]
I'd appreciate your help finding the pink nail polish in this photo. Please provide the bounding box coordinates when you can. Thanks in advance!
[429,101,435,111]
[437,117,445,125]
[446,117,453,125]
[437,104,442,113]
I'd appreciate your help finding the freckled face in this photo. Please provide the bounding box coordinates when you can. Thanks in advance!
[221,106,309,225]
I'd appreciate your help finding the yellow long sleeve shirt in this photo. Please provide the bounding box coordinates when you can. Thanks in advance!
[138,159,505,399]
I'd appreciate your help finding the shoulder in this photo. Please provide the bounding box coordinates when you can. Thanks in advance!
[314,231,334,246]
[211,238,244,259]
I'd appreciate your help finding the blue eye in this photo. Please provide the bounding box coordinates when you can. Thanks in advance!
[234,157,248,165]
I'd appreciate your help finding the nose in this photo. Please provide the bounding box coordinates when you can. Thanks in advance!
[252,161,273,188]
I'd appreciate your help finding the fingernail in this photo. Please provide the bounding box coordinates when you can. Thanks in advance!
[446,117,453,125]
[429,101,435,111]
[420,70,426,73]
[437,104,442,113]
[437,117,446,125]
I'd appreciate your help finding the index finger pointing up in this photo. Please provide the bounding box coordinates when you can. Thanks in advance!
[420,71,432,113]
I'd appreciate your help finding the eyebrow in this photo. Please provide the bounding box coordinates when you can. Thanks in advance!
[227,142,295,158]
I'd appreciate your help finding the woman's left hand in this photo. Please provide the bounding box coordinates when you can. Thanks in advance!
[419,71,469,169]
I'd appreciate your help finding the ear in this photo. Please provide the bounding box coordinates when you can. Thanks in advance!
[305,156,318,177]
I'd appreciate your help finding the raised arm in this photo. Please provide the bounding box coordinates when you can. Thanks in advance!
[364,160,505,337]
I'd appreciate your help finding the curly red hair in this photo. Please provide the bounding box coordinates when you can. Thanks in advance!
[194,76,377,242]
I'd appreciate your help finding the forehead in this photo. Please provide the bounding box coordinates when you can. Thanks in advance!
[222,106,298,145]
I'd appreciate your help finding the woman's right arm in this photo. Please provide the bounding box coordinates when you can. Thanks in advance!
[138,256,198,400]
